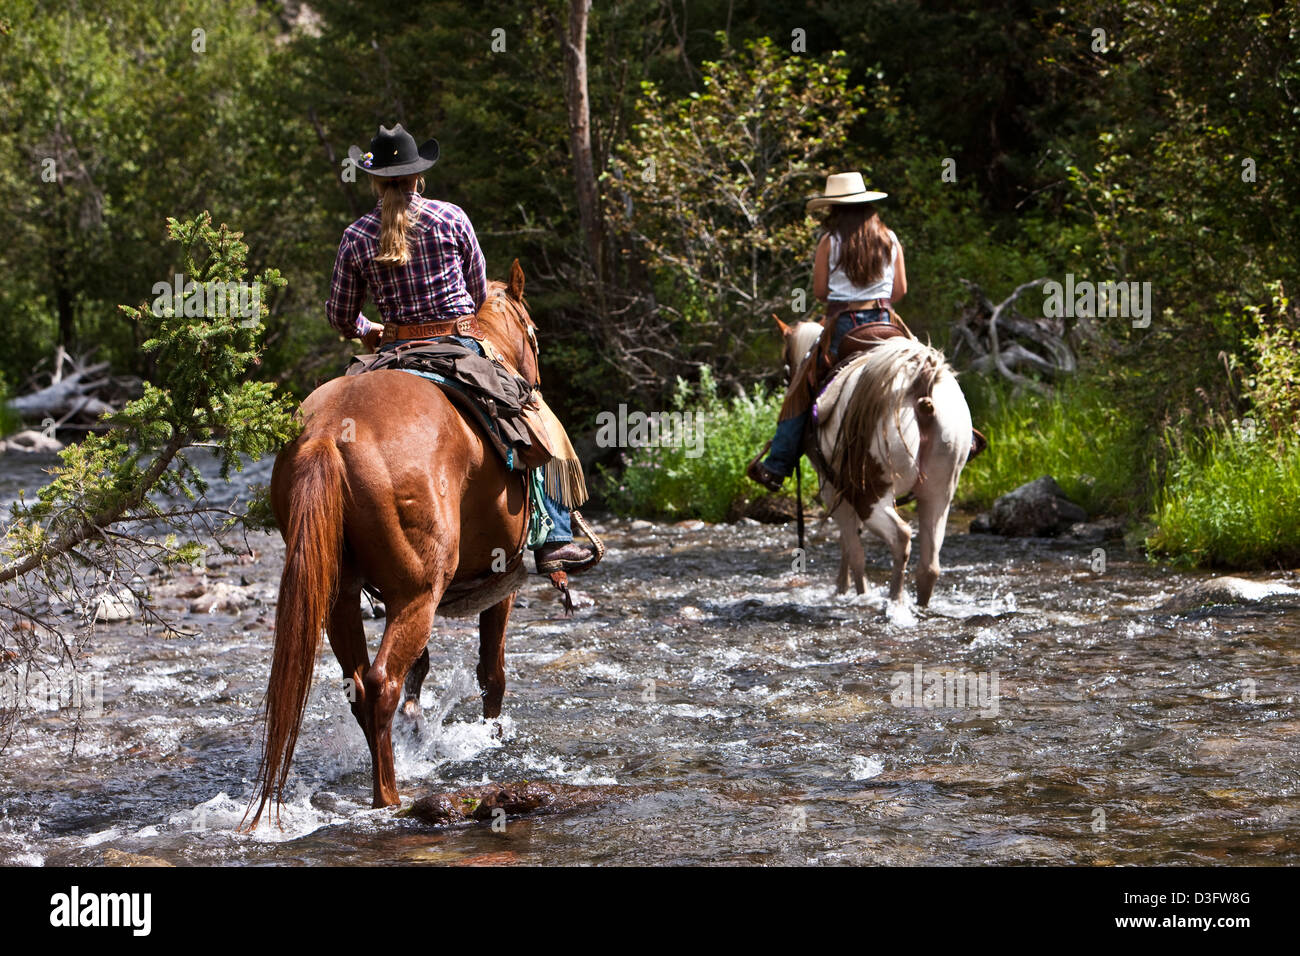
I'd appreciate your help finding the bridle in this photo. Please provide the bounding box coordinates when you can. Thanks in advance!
[490,290,541,388]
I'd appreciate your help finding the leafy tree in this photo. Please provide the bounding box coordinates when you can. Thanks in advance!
[608,36,867,390]
[0,213,298,745]
[0,0,316,383]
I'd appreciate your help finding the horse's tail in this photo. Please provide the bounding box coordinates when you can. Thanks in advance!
[244,437,345,830]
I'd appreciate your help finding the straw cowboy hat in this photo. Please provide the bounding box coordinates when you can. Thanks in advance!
[805,172,887,212]
[347,124,439,177]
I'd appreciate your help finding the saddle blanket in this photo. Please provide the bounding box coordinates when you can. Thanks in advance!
[346,341,548,471]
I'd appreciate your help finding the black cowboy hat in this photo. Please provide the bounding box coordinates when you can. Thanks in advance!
[347,124,439,177]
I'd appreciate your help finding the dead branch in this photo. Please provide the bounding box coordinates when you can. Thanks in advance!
[953,278,1075,394]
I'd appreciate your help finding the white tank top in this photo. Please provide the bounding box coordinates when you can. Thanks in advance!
[826,228,898,301]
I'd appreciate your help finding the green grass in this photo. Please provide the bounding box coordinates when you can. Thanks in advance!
[1147,428,1300,568]
[957,376,1151,518]
[598,368,816,522]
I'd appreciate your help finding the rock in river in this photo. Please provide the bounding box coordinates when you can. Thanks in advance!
[188,582,249,615]
[93,588,137,623]
[971,475,1088,537]
[1159,576,1300,612]
[401,781,624,826]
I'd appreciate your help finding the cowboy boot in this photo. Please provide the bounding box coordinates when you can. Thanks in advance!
[535,541,592,573]
[746,441,785,492]
[535,510,604,575]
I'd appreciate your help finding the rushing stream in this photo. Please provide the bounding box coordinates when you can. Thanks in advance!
[1,452,1297,865]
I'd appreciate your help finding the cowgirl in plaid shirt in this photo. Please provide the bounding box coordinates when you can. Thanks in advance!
[328,124,595,573]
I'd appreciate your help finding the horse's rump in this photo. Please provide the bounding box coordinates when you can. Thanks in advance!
[290,370,527,584]
[815,337,947,516]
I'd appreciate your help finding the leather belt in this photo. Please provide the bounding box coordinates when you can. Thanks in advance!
[380,313,483,344]
[824,299,891,326]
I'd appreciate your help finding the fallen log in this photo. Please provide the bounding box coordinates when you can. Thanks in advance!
[6,367,115,421]
[952,278,1078,394]
[0,429,65,454]
[3,349,136,436]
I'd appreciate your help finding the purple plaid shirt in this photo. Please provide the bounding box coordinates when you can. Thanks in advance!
[326,193,488,338]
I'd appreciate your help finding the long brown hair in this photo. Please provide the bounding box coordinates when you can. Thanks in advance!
[370,173,425,266]
[824,203,893,287]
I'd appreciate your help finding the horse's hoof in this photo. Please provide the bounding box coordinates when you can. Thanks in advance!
[490,720,503,740]
[400,698,422,721]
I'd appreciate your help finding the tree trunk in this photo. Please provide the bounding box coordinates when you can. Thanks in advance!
[53,247,75,351]
[558,0,604,292]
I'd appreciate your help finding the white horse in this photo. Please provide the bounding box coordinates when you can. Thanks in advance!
[779,319,973,608]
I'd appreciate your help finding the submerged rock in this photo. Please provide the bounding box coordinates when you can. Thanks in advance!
[1063,516,1128,543]
[727,494,802,524]
[1159,575,1300,612]
[972,476,1087,537]
[401,781,623,826]
[93,588,137,623]
[101,849,174,867]
[188,582,248,615]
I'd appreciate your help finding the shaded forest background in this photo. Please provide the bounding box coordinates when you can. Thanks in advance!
[1,0,1297,562]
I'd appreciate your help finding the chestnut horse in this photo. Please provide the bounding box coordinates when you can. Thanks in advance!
[244,262,541,828]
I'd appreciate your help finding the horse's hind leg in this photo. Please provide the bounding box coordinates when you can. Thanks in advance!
[864,502,912,604]
[915,492,953,608]
[477,594,516,720]
[365,593,438,808]
[327,565,373,746]
[400,647,430,720]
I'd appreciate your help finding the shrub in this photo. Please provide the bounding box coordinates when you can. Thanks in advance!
[598,367,816,522]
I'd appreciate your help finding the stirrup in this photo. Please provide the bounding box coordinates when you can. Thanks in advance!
[535,509,604,576]
[568,509,605,574]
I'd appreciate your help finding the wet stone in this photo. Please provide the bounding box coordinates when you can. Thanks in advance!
[974,476,1088,537]
[401,781,625,826]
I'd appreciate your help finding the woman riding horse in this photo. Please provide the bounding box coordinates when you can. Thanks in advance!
[329,123,594,573]
[748,172,984,492]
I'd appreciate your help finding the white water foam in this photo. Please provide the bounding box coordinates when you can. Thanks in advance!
[172,790,357,843]
[850,755,885,780]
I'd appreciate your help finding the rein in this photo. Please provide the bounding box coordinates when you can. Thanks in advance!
[780,328,807,560]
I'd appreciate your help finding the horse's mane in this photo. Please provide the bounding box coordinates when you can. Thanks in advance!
[476,280,520,341]
[787,321,824,379]
[475,280,535,379]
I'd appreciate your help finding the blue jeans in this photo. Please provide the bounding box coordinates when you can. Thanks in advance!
[537,488,572,544]
[390,334,573,546]
[762,308,890,477]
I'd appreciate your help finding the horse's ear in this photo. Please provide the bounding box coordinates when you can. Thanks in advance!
[773,315,793,337]
[507,259,525,301]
